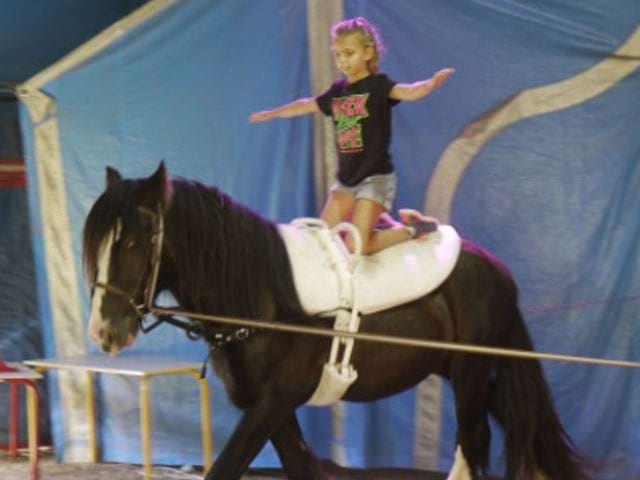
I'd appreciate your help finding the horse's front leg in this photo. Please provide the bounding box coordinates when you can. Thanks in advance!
[204,397,292,480]
[271,412,328,480]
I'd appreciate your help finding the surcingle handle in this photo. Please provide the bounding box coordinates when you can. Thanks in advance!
[306,222,362,406]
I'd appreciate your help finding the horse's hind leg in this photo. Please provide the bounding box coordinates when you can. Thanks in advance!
[449,353,495,479]
[271,412,327,480]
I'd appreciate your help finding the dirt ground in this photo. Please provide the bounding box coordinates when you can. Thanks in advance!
[1,448,467,479]
[0,449,278,480]
[2,453,244,479]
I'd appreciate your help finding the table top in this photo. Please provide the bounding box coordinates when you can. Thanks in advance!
[0,362,43,381]
[24,355,203,377]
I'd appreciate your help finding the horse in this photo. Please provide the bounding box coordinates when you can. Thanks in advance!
[83,162,586,480]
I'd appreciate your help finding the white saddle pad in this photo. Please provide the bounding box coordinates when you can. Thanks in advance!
[279,221,462,315]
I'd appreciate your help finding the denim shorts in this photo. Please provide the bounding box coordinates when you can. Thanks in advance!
[330,172,397,211]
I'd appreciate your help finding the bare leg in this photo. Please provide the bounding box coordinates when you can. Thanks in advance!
[321,192,413,255]
[349,199,411,255]
[320,190,355,227]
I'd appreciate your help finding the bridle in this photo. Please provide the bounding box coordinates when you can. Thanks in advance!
[90,203,253,370]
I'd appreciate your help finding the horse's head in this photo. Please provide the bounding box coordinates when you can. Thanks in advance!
[83,162,172,354]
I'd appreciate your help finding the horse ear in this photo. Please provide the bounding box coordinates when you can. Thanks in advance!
[144,161,173,208]
[106,166,122,188]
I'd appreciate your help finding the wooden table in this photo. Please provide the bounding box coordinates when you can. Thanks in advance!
[25,355,212,480]
[0,361,42,480]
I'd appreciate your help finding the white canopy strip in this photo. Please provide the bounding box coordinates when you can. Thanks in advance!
[16,0,180,462]
[19,0,179,94]
[426,25,640,221]
[18,88,90,461]
[307,0,342,211]
[306,0,348,466]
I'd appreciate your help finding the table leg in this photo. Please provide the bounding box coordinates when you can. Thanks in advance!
[140,376,152,480]
[85,371,99,463]
[26,381,40,480]
[198,377,213,470]
[9,382,19,458]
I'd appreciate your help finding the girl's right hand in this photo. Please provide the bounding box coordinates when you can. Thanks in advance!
[433,68,455,88]
[249,110,275,123]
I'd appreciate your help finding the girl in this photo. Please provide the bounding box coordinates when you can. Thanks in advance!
[250,17,455,255]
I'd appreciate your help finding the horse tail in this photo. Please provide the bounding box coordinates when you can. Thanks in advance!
[492,308,587,480]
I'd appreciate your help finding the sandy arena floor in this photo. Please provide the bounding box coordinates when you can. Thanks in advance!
[1,449,277,480]
[1,448,474,479]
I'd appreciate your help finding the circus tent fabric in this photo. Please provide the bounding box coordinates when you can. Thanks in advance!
[14,0,640,477]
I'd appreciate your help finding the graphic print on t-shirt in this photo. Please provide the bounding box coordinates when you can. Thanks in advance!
[331,93,369,153]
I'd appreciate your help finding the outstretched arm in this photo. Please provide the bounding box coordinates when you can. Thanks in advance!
[250,97,319,123]
[389,68,455,102]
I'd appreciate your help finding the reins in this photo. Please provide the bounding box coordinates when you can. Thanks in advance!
[139,313,252,378]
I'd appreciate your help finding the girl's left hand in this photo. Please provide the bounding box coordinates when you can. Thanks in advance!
[249,111,275,123]
[434,68,456,87]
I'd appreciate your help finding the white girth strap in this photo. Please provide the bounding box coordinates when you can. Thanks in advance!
[295,219,362,406]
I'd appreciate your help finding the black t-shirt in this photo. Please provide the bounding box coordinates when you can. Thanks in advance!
[316,73,400,186]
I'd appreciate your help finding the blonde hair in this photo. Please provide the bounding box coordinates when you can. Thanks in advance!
[331,17,385,74]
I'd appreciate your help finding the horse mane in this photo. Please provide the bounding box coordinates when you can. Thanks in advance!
[84,175,309,324]
[160,177,309,323]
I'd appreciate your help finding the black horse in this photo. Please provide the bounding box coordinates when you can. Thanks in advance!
[83,163,585,480]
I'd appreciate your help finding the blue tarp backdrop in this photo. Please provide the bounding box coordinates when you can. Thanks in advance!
[14,0,640,477]
[0,0,148,82]
[0,94,50,446]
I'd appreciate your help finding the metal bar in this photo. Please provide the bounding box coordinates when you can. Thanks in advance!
[197,376,213,470]
[85,371,99,463]
[140,376,153,480]
[25,381,40,480]
[9,382,19,458]
[151,307,640,370]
